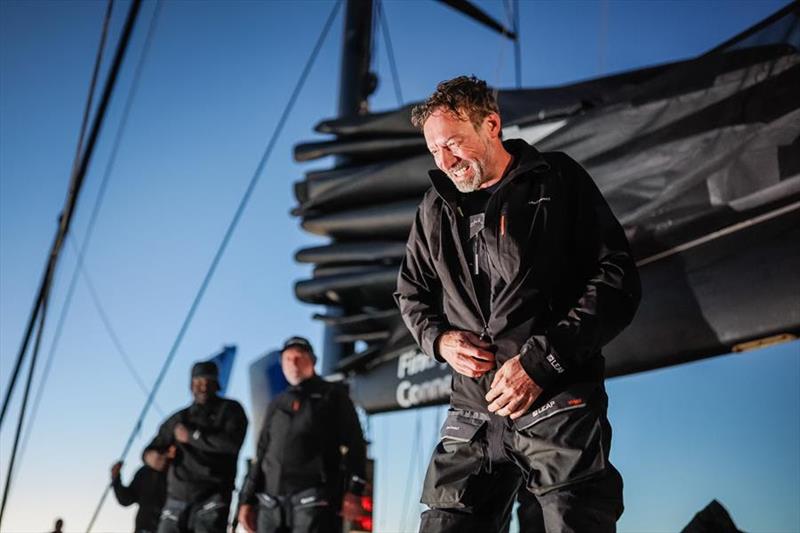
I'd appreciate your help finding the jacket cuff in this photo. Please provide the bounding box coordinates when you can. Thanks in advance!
[518,335,566,390]
[422,326,448,362]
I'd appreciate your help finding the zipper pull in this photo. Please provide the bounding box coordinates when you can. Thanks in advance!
[473,240,479,276]
[500,203,508,237]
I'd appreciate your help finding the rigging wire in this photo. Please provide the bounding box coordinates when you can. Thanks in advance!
[377,0,404,106]
[491,0,511,100]
[0,0,114,426]
[84,1,344,529]
[0,0,142,432]
[72,0,115,176]
[10,0,166,489]
[513,0,521,87]
[0,0,112,430]
[0,269,54,526]
[74,239,167,414]
[11,239,165,497]
[0,1,143,526]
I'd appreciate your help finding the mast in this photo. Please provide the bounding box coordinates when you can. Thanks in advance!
[322,0,375,376]
[338,0,375,117]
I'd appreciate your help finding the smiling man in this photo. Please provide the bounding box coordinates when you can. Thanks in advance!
[395,76,642,533]
[143,360,248,533]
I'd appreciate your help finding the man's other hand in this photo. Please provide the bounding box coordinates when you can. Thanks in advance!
[143,450,169,472]
[341,492,363,521]
[485,355,542,419]
[238,504,257,533]
[174,423,190,443]
[436,330,495,378]
[110,461,122,480]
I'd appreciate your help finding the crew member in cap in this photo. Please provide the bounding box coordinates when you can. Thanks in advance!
[237,337,368,533]
[144,360,248,533]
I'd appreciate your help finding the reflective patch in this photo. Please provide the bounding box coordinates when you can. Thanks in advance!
[513,384,596,431]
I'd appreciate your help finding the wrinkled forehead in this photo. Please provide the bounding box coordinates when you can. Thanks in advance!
[423,108,476,144]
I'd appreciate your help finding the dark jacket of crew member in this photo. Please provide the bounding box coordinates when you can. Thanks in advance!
[237,337,367,533]
[144,362,248,503]
[111,462,167,533]
[396,137,641,412]
[239,340,367,505]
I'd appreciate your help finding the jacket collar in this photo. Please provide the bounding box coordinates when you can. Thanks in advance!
[427,138,550,205]
[289,373,324,393]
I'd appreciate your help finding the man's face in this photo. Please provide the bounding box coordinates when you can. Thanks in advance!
[423,108,499,193]
[281,346,315,386]
[191,376,218,405]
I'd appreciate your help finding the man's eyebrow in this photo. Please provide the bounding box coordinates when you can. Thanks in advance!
[430,135,459,148]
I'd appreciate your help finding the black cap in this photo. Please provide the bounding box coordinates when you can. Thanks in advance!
[191,360,219,381]
[281,336,316,362]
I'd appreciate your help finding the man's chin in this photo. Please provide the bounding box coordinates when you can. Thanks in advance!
[450,172,484,193]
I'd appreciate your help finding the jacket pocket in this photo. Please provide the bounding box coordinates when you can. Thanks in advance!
[512,383,608,495]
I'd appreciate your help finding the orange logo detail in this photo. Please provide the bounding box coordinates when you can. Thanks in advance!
[567,398,584,406]
[292,400,301,412]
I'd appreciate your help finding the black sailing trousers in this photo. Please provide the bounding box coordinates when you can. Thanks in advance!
[255,488,340,533]
[156,494,230,533]
[418,381,623,533]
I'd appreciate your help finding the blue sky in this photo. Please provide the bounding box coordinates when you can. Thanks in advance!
[1,1,797,532]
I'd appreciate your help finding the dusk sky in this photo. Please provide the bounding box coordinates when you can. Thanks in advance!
[1,1,797,532]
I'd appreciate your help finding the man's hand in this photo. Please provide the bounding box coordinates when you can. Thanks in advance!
[341,492,362,521]
[174,423,190,444]
[436,330,495,378]
[144,450,169,472]
[485,355,542,419]
[238,504,257,533]
[110,461,122,480]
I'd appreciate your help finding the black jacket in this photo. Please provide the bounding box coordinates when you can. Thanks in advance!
[144,395,247,502]
[239,375,367,505]
[112,465,167,532]
[395,139,641,412]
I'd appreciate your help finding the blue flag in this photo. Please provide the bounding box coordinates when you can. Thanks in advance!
[209,345,236,395]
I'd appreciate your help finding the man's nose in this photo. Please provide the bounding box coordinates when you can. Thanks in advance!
[440,149,457,169]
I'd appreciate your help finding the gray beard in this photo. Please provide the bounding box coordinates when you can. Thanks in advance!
[450,164,486,193]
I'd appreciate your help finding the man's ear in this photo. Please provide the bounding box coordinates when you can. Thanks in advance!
[483,113,502,139]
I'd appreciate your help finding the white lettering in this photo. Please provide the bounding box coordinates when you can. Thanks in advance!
[531,400,555,418]
[396,375,453,408]
[396,349,441,379]
[546,353,565,374]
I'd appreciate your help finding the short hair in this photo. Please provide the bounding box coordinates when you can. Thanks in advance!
[411,75,499,131]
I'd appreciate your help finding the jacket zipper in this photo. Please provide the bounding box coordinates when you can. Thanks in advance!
[448,199,492,344]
